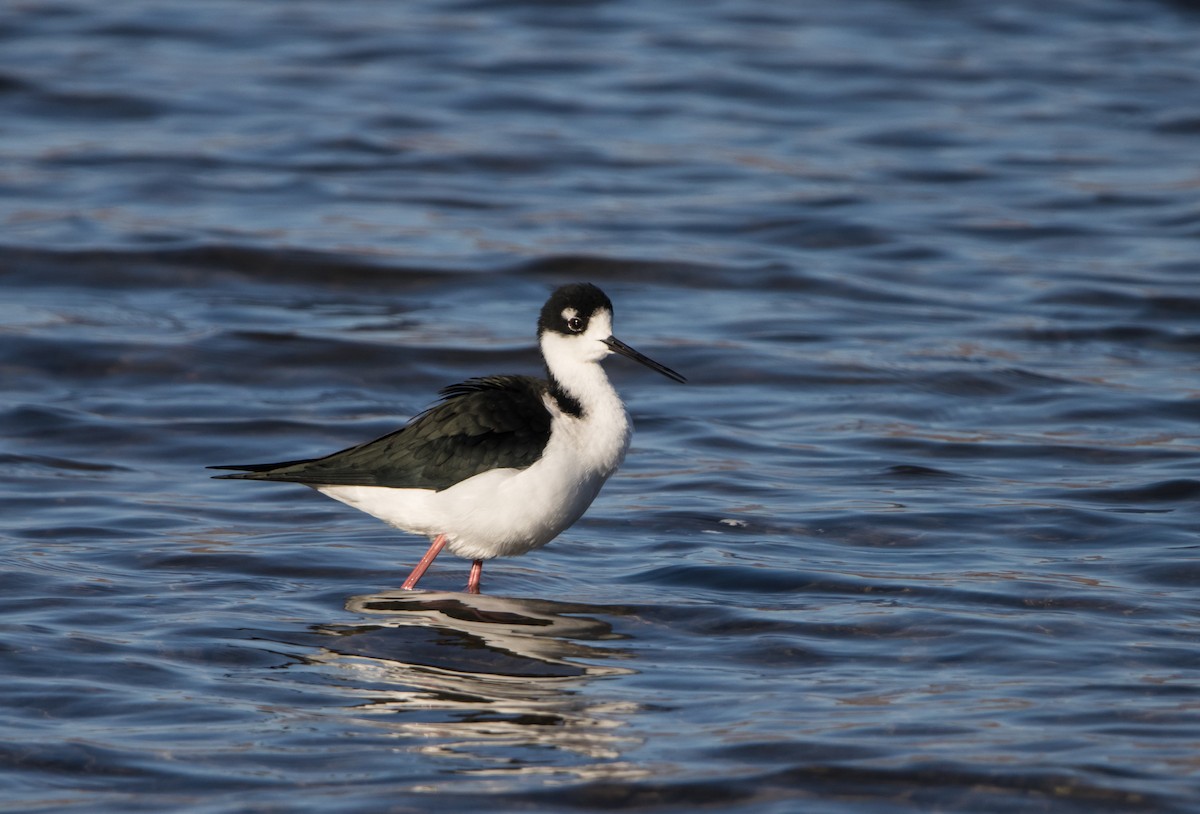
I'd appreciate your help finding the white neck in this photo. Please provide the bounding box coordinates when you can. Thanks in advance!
[539,330,631,475]
[540,331,624,416]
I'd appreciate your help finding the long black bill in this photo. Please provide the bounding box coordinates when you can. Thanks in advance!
[603,336,687,383]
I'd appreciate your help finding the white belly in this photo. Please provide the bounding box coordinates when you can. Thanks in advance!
[316,408,629,560]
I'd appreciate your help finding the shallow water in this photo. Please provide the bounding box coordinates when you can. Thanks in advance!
[3,1,1200,812]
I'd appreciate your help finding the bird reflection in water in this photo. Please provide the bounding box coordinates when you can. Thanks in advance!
[307,591,647,785]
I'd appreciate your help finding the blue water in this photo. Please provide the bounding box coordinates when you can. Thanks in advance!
[3,1,1200,811]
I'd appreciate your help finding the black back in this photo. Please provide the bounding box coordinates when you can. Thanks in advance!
[210,375,552,491]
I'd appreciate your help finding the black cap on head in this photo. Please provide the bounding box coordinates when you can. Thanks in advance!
[538,283,614,337]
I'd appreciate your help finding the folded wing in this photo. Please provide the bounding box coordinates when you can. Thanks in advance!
[209,375,552,491]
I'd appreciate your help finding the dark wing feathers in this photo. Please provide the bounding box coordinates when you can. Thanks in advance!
[210,375,551,491]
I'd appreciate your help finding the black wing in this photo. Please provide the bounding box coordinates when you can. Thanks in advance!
[209,375,551,491]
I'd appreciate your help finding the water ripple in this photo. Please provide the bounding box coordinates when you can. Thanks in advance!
[3,0,1200,811]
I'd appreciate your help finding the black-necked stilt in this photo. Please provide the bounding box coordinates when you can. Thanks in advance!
[210,283,685,594]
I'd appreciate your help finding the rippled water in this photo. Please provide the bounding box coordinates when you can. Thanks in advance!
[4,1,1200,811]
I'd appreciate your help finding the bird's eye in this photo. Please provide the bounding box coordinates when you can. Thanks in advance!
[567,316,584,332]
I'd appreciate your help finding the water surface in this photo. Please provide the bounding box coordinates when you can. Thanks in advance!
[3,1,1200,811]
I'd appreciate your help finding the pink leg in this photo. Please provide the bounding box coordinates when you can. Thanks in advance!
[467,559,483,594]
[401,534,448,591]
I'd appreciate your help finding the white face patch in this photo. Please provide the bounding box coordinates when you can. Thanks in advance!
[540,306,615,370]
[586,308,613,340]
[560,307,579,322]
